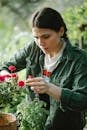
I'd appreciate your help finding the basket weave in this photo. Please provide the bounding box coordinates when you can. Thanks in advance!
[0,113,17,130]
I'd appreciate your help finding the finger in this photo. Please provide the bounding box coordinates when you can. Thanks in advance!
[28,81,45,87]
[26,77,43,83]
[31,87,34,90]
[30,86,40,93]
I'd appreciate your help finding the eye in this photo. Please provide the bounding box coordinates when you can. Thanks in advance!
[34,36,38,39]
[34,34,50,40]
[43,34,50,39]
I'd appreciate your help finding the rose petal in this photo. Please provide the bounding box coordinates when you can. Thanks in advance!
[17,80,25,88]
[8,65,16,72]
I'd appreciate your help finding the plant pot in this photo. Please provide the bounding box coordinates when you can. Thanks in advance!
[0,113,17,130]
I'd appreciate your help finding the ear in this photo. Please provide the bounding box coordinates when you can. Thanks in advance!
[60,27,64,37]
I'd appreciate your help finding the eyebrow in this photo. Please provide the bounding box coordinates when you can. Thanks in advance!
[33,33,50,37]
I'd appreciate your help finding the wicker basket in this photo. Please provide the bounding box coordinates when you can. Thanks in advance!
[0,113,17,130]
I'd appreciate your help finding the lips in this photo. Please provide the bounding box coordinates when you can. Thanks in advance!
[40,46,49,53]
[43,47,48,50]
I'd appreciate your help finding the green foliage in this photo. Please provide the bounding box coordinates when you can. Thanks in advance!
[17,99,49,130]
[0,73,25,113]
[63,1,87,47]
[0,82,24,112]
[0,6,32,63]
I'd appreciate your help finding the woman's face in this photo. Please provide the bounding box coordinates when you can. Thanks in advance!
[32,27,64,57]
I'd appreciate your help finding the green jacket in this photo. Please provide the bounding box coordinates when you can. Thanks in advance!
[1,40,87,130]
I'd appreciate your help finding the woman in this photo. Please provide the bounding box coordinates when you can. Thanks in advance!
[1,7,87,130]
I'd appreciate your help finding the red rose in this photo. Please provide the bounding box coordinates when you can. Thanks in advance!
[42,70,47,76]
[8,65,16,72]
[4,74,11,78]
[17,80,25,88]
[42,69,51,77]
[11,73,18,79]
[46,71,51,77]
[0,75,5,82]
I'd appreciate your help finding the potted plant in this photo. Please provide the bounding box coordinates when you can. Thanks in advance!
[0,65,25,130]
[17,98,49,130]
[0,65,49,130]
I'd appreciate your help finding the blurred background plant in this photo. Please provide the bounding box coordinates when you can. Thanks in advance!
[63,1,87,49]
[0,0,87,60]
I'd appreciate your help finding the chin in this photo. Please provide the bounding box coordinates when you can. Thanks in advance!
[43,50,49,55]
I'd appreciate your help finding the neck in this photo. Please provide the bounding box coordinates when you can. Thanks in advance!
[50,40,63,58]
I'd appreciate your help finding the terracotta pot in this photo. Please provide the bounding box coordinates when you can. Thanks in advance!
[0,113,17,130]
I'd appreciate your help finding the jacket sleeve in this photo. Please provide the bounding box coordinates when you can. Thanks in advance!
[0,41,35,72]
[60,58,87,112]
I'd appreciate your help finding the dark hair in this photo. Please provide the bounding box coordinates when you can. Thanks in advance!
[32,7,68,40]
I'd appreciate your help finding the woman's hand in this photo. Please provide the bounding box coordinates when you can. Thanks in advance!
[25,77,62,100]
[25,77,50,94]
[0,70,11,76]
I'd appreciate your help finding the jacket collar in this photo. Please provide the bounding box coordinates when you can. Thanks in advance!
[60,40,75,62]
[39,51,45,69]
[39,41,74,67]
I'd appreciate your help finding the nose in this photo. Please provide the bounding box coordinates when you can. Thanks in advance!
[38,38,45,46]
